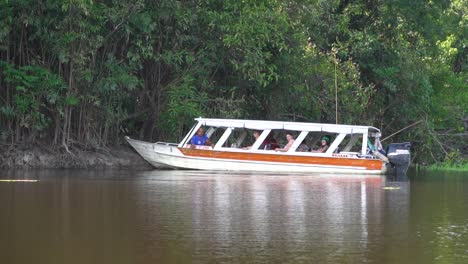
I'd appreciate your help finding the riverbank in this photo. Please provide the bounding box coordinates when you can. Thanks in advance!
[0,145,152,169]
[424,163,468,172]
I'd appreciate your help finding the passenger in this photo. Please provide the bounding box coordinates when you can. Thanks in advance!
[190,127,213,147]
[296,144,310,152]
[243,131,260,149]
[265,134,280,150]
[244,130,276,150]
[312,135,330,153]
[275,133,295,152]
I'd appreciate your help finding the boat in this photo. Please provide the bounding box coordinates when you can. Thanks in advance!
[125,118,411,175]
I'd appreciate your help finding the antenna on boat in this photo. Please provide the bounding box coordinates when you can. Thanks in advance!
[335,63,338,124]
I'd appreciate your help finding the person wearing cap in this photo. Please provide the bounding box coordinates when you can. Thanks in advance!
[312,135,330,153]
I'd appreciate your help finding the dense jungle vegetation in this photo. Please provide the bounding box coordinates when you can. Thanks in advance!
[0,0,466,167]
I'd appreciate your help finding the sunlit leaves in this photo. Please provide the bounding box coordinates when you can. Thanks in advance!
[436,34,459,64]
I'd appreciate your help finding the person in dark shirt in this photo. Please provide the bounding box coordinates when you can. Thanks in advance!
[264,134,280,150]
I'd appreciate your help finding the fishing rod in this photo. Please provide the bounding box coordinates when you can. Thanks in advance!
[381,120,423,142]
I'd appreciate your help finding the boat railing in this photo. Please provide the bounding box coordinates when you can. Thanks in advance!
[356,153,379,159]
[155,142,179,147]
[182,144,213,150]
[339,151,360,156]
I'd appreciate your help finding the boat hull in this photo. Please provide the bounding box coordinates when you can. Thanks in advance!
[126,137,386,174]
[125,137,178,169]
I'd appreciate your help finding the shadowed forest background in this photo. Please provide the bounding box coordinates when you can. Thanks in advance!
[0,0,466,166]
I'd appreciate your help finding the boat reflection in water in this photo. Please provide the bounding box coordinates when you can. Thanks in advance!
[135,171,410,262]
[5,169,467,263]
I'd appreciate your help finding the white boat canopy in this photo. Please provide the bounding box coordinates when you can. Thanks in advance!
[194,118,380,135]
[178,117,385,156]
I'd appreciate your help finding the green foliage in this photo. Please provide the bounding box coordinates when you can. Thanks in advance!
[219,0,289,87]
[159,75,204,140]
[0,105,15,118]
[0,61,67,131]
[427,160,468,172]
[0,0,465,164]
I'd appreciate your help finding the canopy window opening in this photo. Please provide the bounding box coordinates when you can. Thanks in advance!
[199,127,251,149]
[336,134,364,154]
[180,125,222,148]
[285,131,343,153]
[217,128,250,148]
[236,129,276,150]
[297,131,332,153]
[333,133,385,156]
[294,132,369,155]
[208,128,279,151]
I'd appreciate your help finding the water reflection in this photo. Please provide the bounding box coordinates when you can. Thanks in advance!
[1,169,467,263]
[132,171,410,263]
[0,169,138,264]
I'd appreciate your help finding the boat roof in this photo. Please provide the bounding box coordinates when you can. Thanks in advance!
[195,118,380,134]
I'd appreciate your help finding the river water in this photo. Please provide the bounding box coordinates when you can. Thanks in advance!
[0,169,467,264]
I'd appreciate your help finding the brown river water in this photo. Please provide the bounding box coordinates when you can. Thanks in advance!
[0,169,467,264]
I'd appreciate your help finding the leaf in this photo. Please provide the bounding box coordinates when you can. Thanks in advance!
[65,95,80,106]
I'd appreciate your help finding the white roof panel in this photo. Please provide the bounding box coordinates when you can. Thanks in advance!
[195,118,379,134]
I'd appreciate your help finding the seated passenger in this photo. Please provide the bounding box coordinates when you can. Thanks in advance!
[191,127,213,147]
[244,131,277,150]
[312,135,330,153]
[275,133,295,152]
[296,144,310,152]
[265,134,280,150]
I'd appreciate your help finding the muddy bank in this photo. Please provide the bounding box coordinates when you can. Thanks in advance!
[0,145,152,169]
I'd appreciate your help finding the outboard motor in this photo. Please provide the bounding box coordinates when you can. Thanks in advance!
[386,142,411,177]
